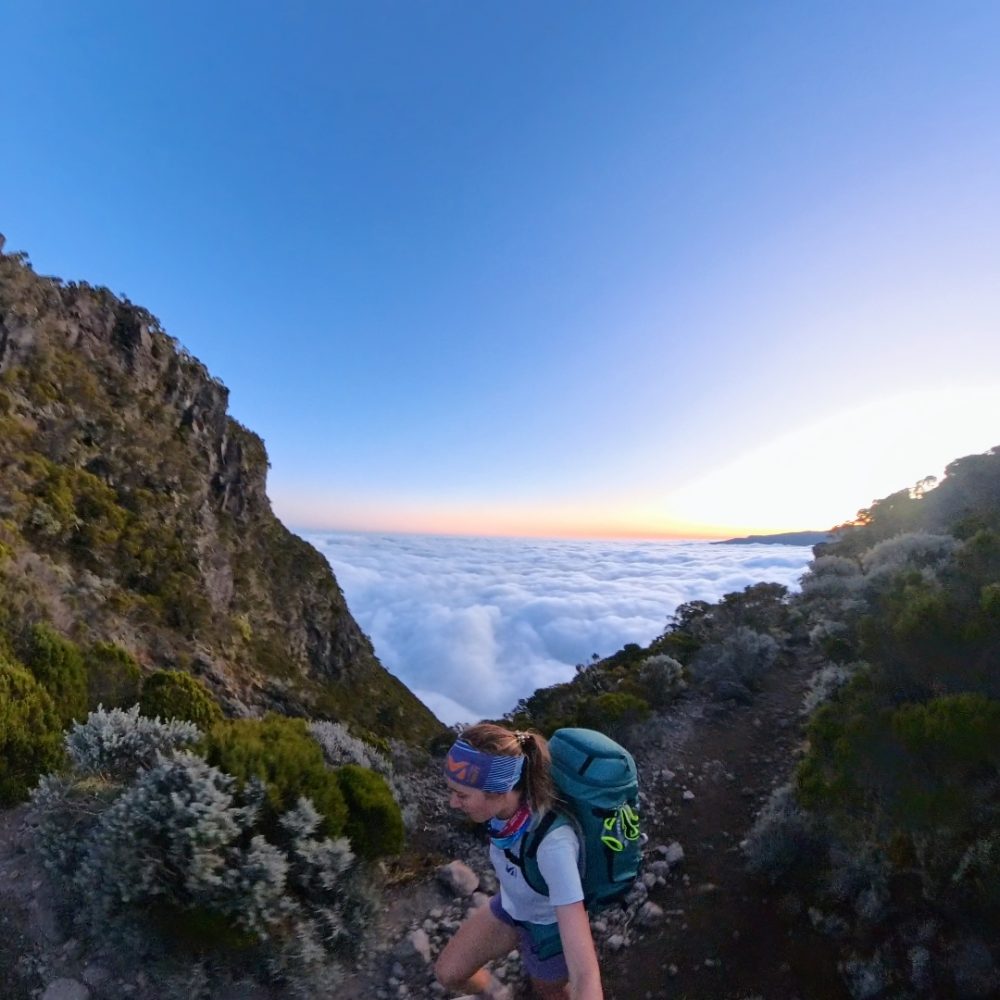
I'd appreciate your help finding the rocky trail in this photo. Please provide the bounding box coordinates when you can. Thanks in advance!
[600,656,848,1000]
[0,652,850,1000]
[348,650,850,1000]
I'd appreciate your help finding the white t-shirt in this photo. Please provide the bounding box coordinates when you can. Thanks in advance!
[489,820,583,925]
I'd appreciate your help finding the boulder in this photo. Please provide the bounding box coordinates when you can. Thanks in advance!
[437,860,479,896]
[41,981,90,1000]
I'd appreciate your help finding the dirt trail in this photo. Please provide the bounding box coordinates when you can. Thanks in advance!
[602,656,848,1000]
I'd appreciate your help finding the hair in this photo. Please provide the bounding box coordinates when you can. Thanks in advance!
[459,723,555,813]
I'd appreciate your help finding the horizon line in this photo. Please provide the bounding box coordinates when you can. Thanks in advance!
[284,522,833,544]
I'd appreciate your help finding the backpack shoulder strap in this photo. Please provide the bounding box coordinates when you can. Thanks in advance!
[503,809,567,897]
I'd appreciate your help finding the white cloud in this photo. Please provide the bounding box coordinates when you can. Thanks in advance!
[305,532,813,725]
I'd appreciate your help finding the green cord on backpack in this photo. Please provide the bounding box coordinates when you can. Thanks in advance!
[504,727,643,910]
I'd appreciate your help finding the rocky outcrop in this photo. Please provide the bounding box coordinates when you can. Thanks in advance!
[0,239,443,743]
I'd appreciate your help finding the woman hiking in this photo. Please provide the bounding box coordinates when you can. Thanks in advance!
[435,723,604,1000]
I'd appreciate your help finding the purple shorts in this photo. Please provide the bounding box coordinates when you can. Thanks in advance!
[489,894,568,983]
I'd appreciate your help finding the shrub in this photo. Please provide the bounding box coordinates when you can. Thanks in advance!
[65,705,200,780]
[635,653,686,709]
[802,661,861,715]
[888,693,1000,833]
[309,720,392,777]
[799,684,1000,905]
[206,716,348,838]
[25,622,88,726]
[30,749,374,992]
[742,783,824,884]
[799,556,863,602]
[691,626,780,691]
[808,619,856,663]
[309,720,412,824]
[0,658,63,804]
[335,764,404,860]
[140,669,223,728]
[861,531,958,590]
[825,846,891,925]
[84,641,142,710]
[576,692,650,736]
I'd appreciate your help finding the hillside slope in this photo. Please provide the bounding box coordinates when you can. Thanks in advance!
[0,237,442,743]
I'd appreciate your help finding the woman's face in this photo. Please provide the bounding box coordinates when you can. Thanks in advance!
[446,779,502,823]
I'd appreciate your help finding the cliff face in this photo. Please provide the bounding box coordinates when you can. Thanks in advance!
[0,240,443,743]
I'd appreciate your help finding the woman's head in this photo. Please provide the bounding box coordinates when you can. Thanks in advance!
[444,723,555,817]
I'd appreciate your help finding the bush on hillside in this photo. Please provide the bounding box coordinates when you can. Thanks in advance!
[801,661,861,715]
[310,720,416,828]
[742,783,824,884]
[66,705,200,780]
[690,626,780,692]
[798,684,1000,906]
[140,669,223,728]
[807,618,856,663]
[0,658,63,804]
[84,641,142,710]
[576,692,650,738]
[205,716,348,838]
[309,720,392,777]
[24,622,88,726]
[30,742,375,993]
[635,653,686,709]
[860,531,958,590]
[335,764,405,861]
[799,555,863,602]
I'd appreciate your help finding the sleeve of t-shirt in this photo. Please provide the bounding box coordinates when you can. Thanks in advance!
[536,824,584,907]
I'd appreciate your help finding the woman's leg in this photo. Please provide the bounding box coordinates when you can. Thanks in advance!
[435,897,520,995]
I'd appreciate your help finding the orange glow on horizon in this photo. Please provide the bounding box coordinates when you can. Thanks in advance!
[272,494,783,542]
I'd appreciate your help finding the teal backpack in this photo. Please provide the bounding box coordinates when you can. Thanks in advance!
[504,727,642,910]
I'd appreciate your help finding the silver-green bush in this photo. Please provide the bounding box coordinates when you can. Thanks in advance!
[743,783,824,883]
[692,626,780,691]
[29,708,376,993]
[65,704,199,779]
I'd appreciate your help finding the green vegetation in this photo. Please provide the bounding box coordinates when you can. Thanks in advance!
[31,707,376,994]
[0,657,63,804]
[139,669,223,728]
[84,641,142,710]
[777,447,1000,985]
[24,623,88,726]
[576,692,650,737]
[336,764,405,860]
[206,715,349,837]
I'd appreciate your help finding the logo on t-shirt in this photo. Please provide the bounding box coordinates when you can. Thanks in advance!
[505,863,518,878]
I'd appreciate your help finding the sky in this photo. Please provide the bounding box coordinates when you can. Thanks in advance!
[307,532,813,723]
[3,2,999,538]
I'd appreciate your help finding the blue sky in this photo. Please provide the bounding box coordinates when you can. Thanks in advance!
[4,2,999,537]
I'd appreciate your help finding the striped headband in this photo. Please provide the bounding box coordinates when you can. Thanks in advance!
[444,739,525,792]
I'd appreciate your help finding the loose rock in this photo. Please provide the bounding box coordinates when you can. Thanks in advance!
[41,981,91,1000]
[437,860,479,896]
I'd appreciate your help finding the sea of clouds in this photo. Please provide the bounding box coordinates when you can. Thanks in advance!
[305,532,814,726]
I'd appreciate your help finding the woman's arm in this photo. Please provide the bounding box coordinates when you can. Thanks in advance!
[555,900,604,1000]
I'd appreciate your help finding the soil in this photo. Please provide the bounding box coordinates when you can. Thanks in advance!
[600,653,850,1000]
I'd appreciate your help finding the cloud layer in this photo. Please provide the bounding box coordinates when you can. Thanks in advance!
[306,532,813,725]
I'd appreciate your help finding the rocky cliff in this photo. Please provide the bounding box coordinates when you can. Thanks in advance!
[0,237,443,743]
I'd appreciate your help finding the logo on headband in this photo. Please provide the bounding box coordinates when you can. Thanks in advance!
[446,755,481,786]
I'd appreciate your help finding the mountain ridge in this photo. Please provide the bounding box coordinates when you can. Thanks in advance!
[714,529,834,546]
[0,237,443,743]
